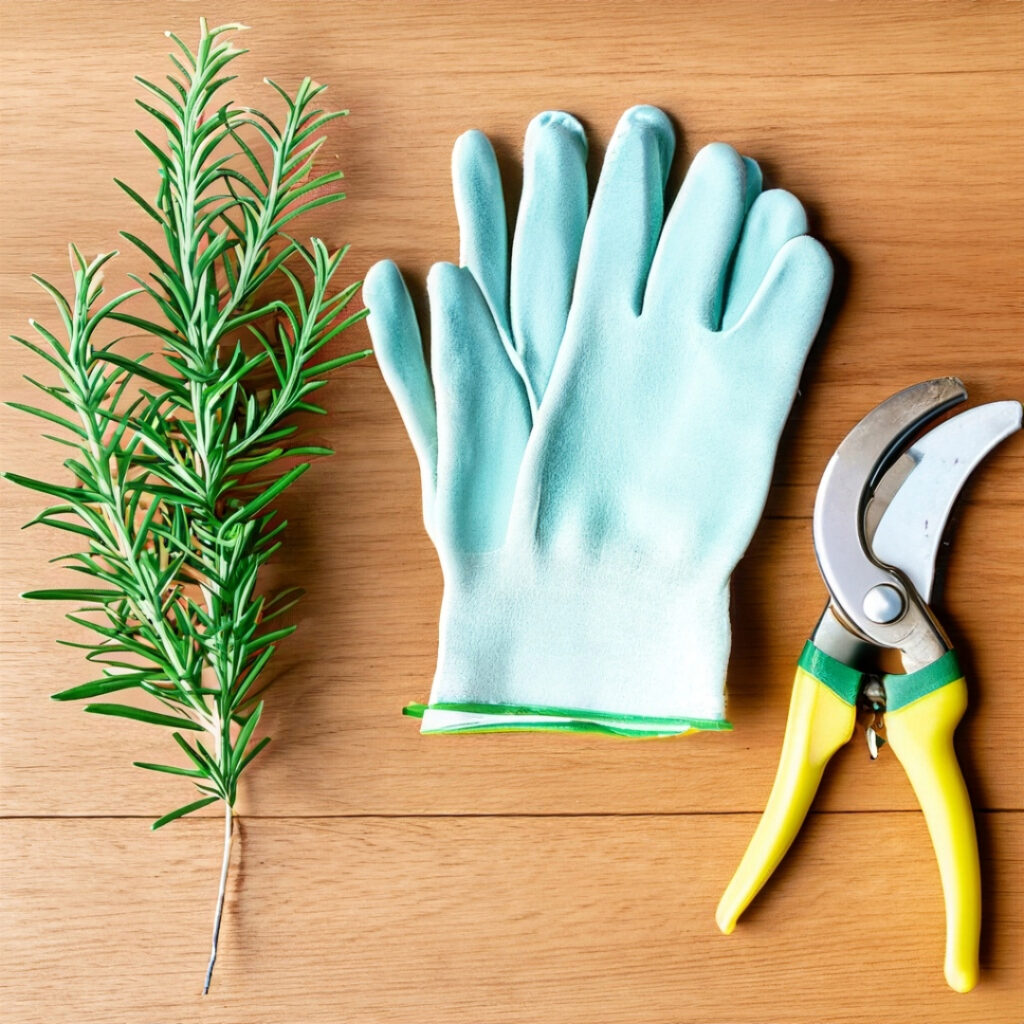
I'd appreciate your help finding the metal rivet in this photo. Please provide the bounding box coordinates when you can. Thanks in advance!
[862,583,905,624]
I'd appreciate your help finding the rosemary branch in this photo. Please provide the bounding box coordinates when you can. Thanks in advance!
[5,20,369,992]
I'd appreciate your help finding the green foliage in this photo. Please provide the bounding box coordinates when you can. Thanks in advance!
[6,20,370,828]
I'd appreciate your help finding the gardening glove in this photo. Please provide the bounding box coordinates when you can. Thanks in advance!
[366,105,833,735]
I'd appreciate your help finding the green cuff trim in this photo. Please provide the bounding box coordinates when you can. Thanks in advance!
[798,640,863,707]
[420,719,692,738]
[403,701,731,737]
[883,649,962,711]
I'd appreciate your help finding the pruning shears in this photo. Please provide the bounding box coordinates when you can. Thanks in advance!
[716,378,1021,993]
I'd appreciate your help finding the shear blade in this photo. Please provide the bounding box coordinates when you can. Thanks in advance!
[870,400,1022,602]
[812,378,966,651]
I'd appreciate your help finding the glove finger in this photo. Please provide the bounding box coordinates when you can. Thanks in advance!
[643,142,751,327]
[365,259,439,530]
[511,110,589,403]
[429,262,532,553]
[742,156,763,211]
[453,129,510,335]
[730,234,833,424]
[721,189,809,331]
[573,105,675,314]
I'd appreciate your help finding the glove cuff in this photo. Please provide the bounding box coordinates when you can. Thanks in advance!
[414,553,733,736]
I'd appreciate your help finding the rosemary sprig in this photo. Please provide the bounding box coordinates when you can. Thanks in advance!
[5,20,369,993]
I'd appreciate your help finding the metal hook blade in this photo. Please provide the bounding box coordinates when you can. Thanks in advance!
[812,378,966,661]
[870,400,1022,602]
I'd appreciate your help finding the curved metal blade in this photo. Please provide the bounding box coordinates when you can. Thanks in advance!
[812,379,967,669]
[870,400,1022,602]
[813,381,964,604]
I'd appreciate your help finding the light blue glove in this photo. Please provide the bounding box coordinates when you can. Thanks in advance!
[366,106,833,735]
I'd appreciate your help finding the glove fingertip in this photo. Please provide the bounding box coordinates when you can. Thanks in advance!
[754,189,809,238]
[365,260,419,360]
[363,258,407,310]
[426,260,469,304]
[752,235,835,362]
[526,109,588,157]
[742,155,763,206]
[620,103,674,139]
[615,104,675,181]
[452,128,496,169]
[783,233,834,295]
[689,141,747,189]
[453,129,502,218]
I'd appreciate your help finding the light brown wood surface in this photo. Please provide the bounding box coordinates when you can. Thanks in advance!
[1,2,1022,1022]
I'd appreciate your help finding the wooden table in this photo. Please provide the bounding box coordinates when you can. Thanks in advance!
[2,2,1021,1021]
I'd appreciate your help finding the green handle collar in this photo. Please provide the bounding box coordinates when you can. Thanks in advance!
[799,641,962,711]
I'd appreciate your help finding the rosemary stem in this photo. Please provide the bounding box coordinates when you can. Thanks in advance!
[203,801,234,995]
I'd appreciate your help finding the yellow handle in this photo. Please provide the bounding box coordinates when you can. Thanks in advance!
[716,663,857,934]
[885,677,980,993]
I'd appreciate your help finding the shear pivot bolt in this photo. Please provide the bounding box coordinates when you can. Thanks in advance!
[863,584,905,624]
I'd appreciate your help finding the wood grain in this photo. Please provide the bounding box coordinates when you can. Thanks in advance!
[3,815,1023,1024]
[1,1,1021,1021]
